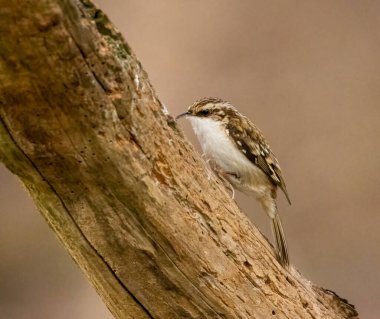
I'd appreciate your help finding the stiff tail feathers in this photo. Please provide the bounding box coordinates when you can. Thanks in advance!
[270,213,289,267]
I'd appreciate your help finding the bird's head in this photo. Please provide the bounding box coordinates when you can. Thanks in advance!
[176,97,235,121]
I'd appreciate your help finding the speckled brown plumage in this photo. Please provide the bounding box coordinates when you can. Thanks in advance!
[188,97,291,204]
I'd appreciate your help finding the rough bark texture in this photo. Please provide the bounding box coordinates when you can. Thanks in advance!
[0,1,358,318]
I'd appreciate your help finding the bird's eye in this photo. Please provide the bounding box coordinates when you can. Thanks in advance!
[198,109,210,116]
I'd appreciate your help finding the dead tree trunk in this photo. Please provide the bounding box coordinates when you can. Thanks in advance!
[0,1,358,318]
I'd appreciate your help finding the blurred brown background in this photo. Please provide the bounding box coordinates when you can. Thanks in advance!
[1,1,379,318]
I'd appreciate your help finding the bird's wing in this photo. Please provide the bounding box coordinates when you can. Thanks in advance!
[226,117,291,204]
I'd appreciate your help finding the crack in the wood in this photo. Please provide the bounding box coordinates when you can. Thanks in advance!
[148,234,227,318]
[93,181,229,317]
[66,22,151,161]
[0,115,155,319]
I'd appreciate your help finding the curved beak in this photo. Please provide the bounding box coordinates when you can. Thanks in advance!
[175,112,189,120]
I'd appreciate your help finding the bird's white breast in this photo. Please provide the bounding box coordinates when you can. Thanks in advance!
[188,117,248,171]
[188,116,269,195]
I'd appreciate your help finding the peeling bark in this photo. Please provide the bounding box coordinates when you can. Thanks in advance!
[0,1,358,318]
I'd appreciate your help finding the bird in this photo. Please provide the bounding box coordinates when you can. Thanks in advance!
[176,97,291,267]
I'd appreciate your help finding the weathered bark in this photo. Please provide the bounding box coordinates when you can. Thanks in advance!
[0,1,358,318]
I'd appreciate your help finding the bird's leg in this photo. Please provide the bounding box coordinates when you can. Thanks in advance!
[200,155,237,199]
[208,161,237,200]
[201,153,214,180]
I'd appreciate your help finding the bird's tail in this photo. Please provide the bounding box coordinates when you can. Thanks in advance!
[270,213,289,267]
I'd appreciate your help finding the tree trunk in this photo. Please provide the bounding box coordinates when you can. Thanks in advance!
[0,1,358,318]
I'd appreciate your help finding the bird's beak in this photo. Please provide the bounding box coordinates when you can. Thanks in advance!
[175,112,189,120]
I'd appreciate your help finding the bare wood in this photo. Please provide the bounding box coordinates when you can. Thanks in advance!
[0,1,358,318]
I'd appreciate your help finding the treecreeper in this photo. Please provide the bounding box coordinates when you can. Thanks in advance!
[176,97,291,267]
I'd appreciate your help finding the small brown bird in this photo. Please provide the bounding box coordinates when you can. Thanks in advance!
[176,97,291,267]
